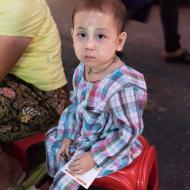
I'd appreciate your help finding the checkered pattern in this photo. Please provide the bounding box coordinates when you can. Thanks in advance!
[50,171,79,190]
[46,62,147,189]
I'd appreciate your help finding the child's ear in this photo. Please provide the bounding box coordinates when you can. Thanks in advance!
[116,32,127,52]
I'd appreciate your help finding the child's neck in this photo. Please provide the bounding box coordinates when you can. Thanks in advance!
[88,56,117,75]
[85,56,123,83]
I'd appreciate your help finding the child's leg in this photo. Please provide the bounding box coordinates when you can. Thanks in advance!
[46,132,83,189]
[45,128,65,177]
[50,170,80,190]
[49,150,83,190]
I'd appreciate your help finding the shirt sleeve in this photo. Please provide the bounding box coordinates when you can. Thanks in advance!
[55,91,78,140]
[55,67,81,140]
[0,1,42,37]
[90,86,147,167]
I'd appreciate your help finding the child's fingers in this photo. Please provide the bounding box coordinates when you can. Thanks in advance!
[69,162,87,175]
[69,162,81,172]
[74,169,86,175]
[56,153,61,162]
[65,147,70,159]
[73,153,84,161]
[56,150,65,162]
[69,160,79,167]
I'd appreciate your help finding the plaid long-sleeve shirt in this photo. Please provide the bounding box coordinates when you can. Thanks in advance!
[46,62,147,178]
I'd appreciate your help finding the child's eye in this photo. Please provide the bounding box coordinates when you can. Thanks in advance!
[97,34,105,39]
[77,33,86,38]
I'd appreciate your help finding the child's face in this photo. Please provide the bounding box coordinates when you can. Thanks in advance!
[71,11,127,69]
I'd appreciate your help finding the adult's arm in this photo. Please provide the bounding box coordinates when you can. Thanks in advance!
[0,35,32,82]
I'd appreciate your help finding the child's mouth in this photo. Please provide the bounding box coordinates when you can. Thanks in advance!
[85,56,95,60]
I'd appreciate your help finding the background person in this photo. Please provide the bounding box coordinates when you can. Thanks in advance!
[0,0,68,143]
[160,0,190,63]
[0,0,68,187]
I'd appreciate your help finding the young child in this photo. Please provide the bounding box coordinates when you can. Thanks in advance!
[45,0,147,189]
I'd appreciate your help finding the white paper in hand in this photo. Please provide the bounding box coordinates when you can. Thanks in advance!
[61,160,102,189]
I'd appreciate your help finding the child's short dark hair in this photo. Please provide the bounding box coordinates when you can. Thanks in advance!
[72,0,127,33]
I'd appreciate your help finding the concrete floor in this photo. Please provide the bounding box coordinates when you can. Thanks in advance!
[43,1,190,189]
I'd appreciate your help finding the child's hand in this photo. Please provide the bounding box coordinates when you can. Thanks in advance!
[56,138,72,162]
[68,152,96,175]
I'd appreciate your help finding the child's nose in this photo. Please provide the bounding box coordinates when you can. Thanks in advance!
[85,38,95,50]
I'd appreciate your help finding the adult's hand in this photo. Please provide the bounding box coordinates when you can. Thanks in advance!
[0,36,32,81]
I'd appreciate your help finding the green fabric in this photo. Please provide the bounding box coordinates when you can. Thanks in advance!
[17,162,47,190]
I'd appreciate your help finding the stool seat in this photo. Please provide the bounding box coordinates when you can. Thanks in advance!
[9,132,45,171]
[9,134,159,190]
[92,136,159,190]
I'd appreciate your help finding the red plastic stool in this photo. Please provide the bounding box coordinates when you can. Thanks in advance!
[92,136,159,190]
[9,132,45,171]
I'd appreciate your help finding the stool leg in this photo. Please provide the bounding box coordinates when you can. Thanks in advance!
[151,160,159,190]
[147,150,159,190]
[9,132,45,171]
[18,146,28,171]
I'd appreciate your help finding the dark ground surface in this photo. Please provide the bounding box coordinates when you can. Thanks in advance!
[28,1,190,190]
